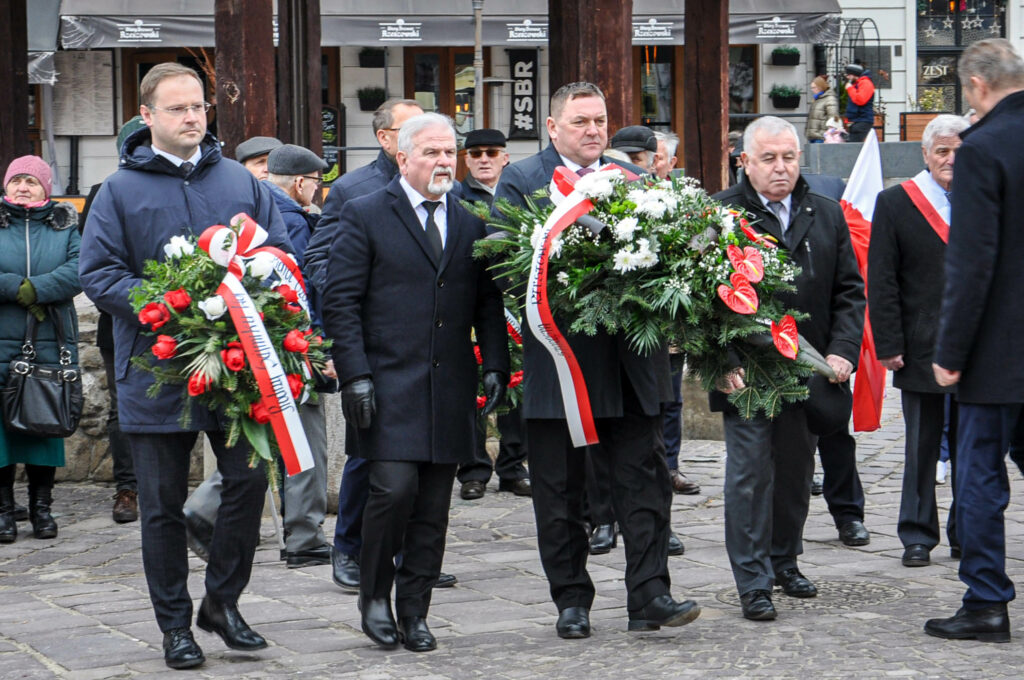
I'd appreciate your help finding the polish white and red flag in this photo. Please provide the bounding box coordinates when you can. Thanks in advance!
[839,133,885,432]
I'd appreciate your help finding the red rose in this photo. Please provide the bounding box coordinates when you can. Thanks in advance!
[287,373,305,399]
[187,371,212,396]
[151,335,178,360]
[275,285,299,303]
[220,341,246,372]
[473,346,483,365]
[163,288,191,312]
[283,329,310,352]
[249,400,271,424]
[508,370,524,388]
[139,302,171,330]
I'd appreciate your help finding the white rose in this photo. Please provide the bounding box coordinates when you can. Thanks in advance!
[246,252,276,280]
[163,235,195,259]
[198,296,227,320]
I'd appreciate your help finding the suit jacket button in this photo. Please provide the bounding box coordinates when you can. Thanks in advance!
[435,319,443,327]
[437,279,445,287]
[432,359,440,368]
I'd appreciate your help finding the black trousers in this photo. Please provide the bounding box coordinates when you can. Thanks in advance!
[899,391,958,549]
[128,431,267,632]
[360,461,457,618]
[458,407,529,484]
[817,425,865,527]
[527,384,672,613]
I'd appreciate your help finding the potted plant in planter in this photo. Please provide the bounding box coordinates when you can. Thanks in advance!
[770,45,800,66]
[358,46,387,68]
[357,86,387,112]
[900,88,947,141]
[769,84,802,109]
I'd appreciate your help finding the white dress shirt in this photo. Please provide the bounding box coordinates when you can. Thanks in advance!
[399,177,449,247]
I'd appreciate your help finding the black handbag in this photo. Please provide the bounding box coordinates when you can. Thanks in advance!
[1,308,83,438]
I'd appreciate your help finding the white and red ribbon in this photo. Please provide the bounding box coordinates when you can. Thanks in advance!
[198,213,314,475]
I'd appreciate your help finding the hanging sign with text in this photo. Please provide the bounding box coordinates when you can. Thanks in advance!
[507,49,539,140]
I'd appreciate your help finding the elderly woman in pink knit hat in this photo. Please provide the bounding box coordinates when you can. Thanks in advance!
[0,155,81,544]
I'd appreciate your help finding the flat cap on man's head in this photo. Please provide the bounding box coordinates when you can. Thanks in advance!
[267,144,328,176]
[235,136,282,163]
[610,125,657,153]
[464,129,507,148]
[844,63,865,77]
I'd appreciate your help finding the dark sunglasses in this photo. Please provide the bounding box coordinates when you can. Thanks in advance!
[467,148,503,158]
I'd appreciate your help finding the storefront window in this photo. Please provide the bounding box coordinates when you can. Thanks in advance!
[729,46,756,125]
[405,47,487,144]
[639,45,673,129]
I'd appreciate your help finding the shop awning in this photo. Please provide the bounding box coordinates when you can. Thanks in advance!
[58,0,840,49]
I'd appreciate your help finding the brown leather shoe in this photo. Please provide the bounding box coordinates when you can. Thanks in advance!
[112,489,138,524]
[670,470,700,495]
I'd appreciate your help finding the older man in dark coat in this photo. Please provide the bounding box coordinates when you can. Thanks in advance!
[712,115,865,621]
[494,81,699,639]
[321,113,508,653]
[869,114,968,569]
[927,38,1024,643]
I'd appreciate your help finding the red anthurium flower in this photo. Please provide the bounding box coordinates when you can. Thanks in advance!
[727,244,765,283]
[139,302,171,330]
[771,315,800,359]
[249,400,271,424]
[163,288,192,312]
[287,373,305,399]
[475,395,488,410]
[283,329,310,352]
[151,335,178,360]
[508,370,524,388]
[740,224,778,249]
[716,272,759,315]
[220,341,246,371]
[473,345,483,364]
[187,371,212,396]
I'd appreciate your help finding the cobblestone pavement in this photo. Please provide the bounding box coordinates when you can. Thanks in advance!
[4,392,1024,679]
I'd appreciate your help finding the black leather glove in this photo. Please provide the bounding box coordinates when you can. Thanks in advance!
[341,377,376,429]
[480,371,507,417]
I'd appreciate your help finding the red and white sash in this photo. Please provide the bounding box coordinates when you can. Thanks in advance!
[901,178,949,244]
[198,214,314,475]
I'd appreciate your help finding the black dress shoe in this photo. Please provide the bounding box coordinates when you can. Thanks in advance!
[183,509,213,563]
[589,523,616,555]
[839,520,871,546]
[902,544,931,567]
[498,477,532,496]
[163,627,205,669]
[434,572,458,588]
[628,594,701,631]
[286,543,331,568]
[925,604,1010,643]
[460,480,486,500]
[740,590,777,621]
[667,531,685,556]
[196,597,267,651]
[332,549,360,591]
[360,597,400,648]
[669,470,701,495]
[776,567,817,598]
[555,606,591,639]
[399,616,437,652]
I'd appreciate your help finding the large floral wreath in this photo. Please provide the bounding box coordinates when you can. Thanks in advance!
[473,167,833,419]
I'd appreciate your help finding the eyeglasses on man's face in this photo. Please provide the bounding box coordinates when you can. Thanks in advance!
[467,148,504,159]
[149,102,212,117]
[300,175,322,184]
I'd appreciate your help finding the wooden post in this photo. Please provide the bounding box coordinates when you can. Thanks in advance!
[0,1,30,170]
[683,0,729,194]
[276,0,322,155]
[548,0,633,132]
[214,0,277,159]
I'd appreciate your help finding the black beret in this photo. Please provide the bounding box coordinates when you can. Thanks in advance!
[464,128,507,148]
[845,63,865,77]
[235,136,282,163]
[610,125,657,153]
[267,144,328,175]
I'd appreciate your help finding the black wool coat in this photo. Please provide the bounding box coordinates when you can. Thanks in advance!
[321,177,509,464]
[935,90,1024,404]
[868,182,953,394]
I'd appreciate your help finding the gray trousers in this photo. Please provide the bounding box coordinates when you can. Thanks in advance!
[723,408,817,595]
[184,401,329,553]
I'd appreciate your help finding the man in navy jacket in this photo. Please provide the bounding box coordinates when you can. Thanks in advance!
[927,38,1024,644]
[79,63,289,670]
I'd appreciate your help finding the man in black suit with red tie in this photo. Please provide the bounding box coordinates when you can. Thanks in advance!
[493,81,700,639]
[321,113,508,652]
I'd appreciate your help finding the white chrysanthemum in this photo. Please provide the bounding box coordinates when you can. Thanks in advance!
[163,235,194,259]
[613,217,640,242]
[612,249,638,273]
[198,296,227,320]
[549,235,564,259]
[720,210,736,235]
[574,173,616,200]
[556,271,570,285]
[246,252,276,280]
[626,188,647,205]
[635,199,667,219]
